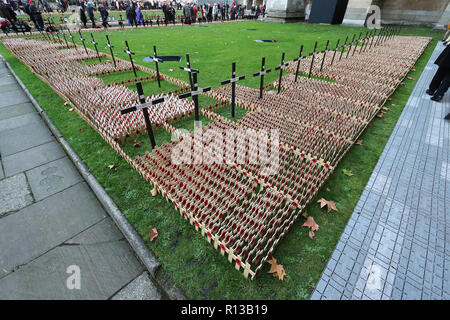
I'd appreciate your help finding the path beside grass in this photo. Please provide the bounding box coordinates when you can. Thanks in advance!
[0,22,442,299]
[312,41,449,300]
[0,59,163,300]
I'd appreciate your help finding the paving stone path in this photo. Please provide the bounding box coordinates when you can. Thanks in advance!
[0,60,163,299]
[311,41,449,300]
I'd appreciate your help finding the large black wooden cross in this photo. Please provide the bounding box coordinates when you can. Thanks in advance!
[124,40,138,78]
[179,55,210,123]
[178,73,211,123]
[120,82,164,149]
[363,30,373,52]
[352,32,362,56]
[149,45,163,88]
[105,35,116,68]
[339,36,348,61]
[62,32,70,49]
[179,54,198,88]
[67,28,77,51]
[330,39,340,66]
[252,57,271,99]
[319,40,330,72]
[369,29,377,50]
[78,29,88,55]
[346,34,356,59]
[293,45,304,83]
[359,31,368,54]
[221,62,245,118]
[55,32,63,45]
[275,52,289,94]
[308,41,318,78]
[90,33,101,62]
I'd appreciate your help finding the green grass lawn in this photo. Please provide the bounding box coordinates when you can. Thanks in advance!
[0,21,442,299]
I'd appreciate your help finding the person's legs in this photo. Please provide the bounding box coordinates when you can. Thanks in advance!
[431,70,450,101]
[428,66,447,95]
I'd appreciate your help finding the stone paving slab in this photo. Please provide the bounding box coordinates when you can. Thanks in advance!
[25,157,83,201]
[0,89,29,108]
[0,83,21,94]
[0,112,42,133]
[112,272,164,300]
[311,41,449,300]
[0,219,144,299]
[0,121,53,156]
[0,102,34,121]
[0,76,16,86]
[0,173,33,217]
[0,182,106,277]
[2,141,66,177]
[65,217,125,245]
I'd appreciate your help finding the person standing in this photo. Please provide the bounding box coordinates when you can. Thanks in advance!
[30,1,44,31]
[86,0,95,28]
[183,3,191,24]
[427,43,450,102]
[99,4,110,28]
[192,4,197,23]
[79,2,87,28]
[126,4,133,26]
[212,3,217,21]
[135,5,143,25]
[0,1,16,23]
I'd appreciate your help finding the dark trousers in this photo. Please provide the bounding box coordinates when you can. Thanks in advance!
[429,66,450,96]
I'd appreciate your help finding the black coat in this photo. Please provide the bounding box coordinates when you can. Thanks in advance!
[435,44,450,68]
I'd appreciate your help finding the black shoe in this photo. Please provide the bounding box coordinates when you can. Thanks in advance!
[431,94,443,102]
[445,113,450,120]
[426,89,435,96]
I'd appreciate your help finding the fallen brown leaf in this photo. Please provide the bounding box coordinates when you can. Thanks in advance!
[317,198,338,213]
[303,216,319,239]
[317,198,328,209]
[149,226,158,241]
[327,201,338,213]
[108,164,115,169]
[356,140,363,145]
[267,257,286,280]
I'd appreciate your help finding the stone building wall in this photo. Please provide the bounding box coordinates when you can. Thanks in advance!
[342,0,450,28]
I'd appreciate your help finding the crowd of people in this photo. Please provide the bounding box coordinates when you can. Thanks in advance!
[181,1,247,24]
[1,0,44,32]
[1,0,266,34]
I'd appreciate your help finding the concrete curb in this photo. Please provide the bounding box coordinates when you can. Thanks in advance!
[2,56,186,300]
